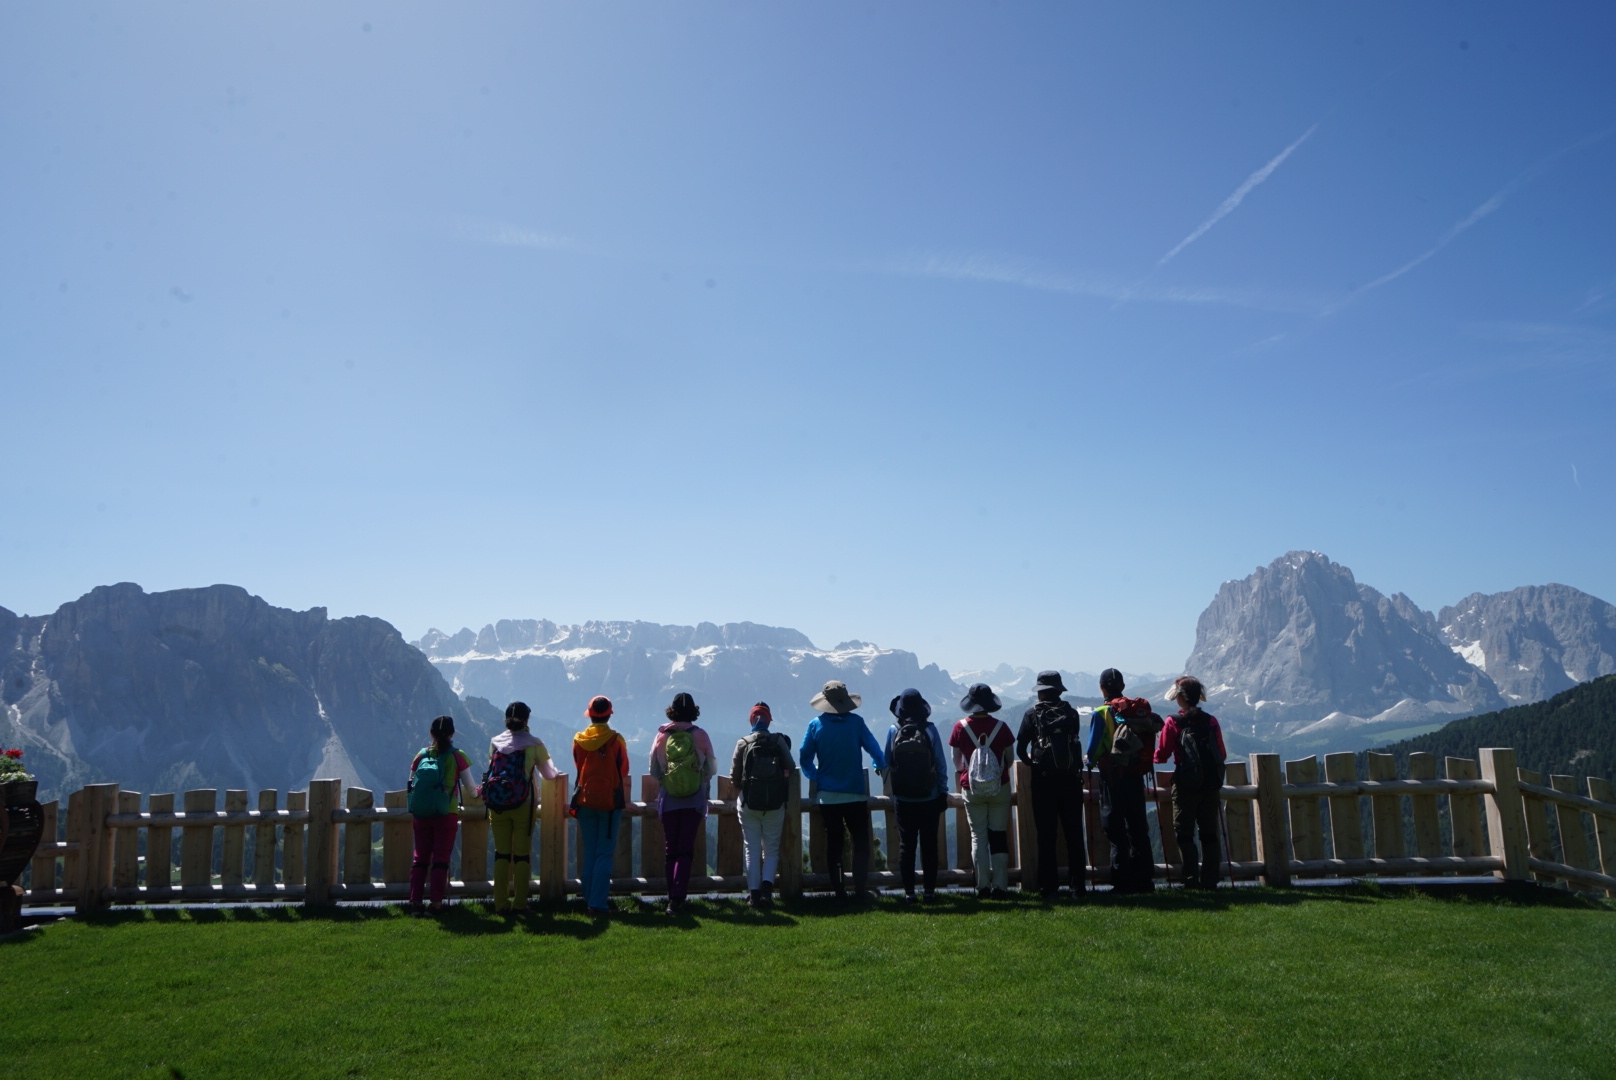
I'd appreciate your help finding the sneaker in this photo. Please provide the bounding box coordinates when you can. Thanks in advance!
[922,890,938,904]
[902,892,918,905]
[761,880,775,904]
[747,890,762,909]
[408,904,427,918]
[665,901,679,915]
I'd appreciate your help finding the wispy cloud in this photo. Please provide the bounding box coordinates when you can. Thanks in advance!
[455,218,585,253]
[882,252,1329,314]
[1156,124,1319,268]
[1348,125,1616,304]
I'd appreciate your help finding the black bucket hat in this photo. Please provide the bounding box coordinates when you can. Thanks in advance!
[1032,670,1067,694]
[959,683,1003,715]
[889,687,932,723]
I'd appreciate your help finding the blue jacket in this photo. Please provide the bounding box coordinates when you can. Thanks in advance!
[883,722,950,802]
[800,712,886,795]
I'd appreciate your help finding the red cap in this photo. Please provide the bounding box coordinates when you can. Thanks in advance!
[586,695,613,719]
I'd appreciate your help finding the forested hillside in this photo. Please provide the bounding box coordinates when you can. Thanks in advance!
[1371,675,1616,782]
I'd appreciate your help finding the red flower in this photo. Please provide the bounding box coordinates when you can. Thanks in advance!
[3,749,21,758]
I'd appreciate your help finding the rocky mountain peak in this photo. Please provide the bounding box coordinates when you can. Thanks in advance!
[1438,584,1616,703]
[1184,552,1502,729]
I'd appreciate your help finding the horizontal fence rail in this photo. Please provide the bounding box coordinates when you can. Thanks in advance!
[11,747,1615,913]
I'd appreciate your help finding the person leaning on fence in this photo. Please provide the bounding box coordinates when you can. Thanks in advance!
[406,715,478,915]
[1156,676,1228,890]
[884,687,950,904]
[572,695,632,916]
[650,692,717,915]
[1086,669,1161,895]
[1015,670,1088,901]
[950,682,1016,899]
[730,702,794,909]
[479,701,562,916]
[799,679,886,904]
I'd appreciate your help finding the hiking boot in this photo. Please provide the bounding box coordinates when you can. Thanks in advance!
[902,892,918,905]
[747,890,763,909]
[990,887,1011,900]
[761,880,775,906]
[408,904,427,918]
[977,887,992,899]
[922,890,938,904]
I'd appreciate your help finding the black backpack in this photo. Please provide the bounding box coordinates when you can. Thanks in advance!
[739,731,790,811]
[1029,701,1080,772]
[889,721,939,800]
[1174,712,1226,799]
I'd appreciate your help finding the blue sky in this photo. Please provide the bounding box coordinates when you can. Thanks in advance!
[3,2,1613,675]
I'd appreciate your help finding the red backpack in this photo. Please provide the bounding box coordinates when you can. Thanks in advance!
[572,735,627,813]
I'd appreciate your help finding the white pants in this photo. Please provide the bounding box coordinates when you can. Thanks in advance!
[740,805,785,891]
[964,789,1012,890]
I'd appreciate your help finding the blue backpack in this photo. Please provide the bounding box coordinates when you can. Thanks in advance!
[479,746,532,812]
[408,747,457,818]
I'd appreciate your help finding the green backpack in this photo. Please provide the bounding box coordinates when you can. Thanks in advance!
[408,747,456,818]
[662,729,703,798]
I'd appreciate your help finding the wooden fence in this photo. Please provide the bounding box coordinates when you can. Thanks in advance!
[18,747,1616,912]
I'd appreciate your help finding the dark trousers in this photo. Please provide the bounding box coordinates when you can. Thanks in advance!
[1099,770,1154,892]
[818,801,870,896]
[1030,768,1087,894]
[1173,782,1223,889]
[661,808,703,902]
[895,796,945,895]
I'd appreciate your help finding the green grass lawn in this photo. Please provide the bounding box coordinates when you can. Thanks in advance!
[4,886,1613,1080]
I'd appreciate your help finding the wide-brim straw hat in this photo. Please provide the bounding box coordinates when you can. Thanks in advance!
[811,680,861,715]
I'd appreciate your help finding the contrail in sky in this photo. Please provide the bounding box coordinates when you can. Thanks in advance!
[1156,124,1319,268]
[1351,125,1616,301]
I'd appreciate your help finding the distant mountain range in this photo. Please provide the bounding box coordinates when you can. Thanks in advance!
[1187,552,1616,753]
[414,619,965,751]
[1,583,489,801]
[6,559,1614,799]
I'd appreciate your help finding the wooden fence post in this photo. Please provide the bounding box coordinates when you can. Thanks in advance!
[780,772,803,897]
[460,805,490,890]
[1251,754,1290,886]
[255,790,279,893]
[1014,762,1038,893]
[1222,762,1256,866]
[146,793,174,894]
[382,791,411,886]
[538,775,569,901]
[1323,753,1365,862]
[1518,768,1556,883]
[113,791,142,891]
[1365,752,1404,860]
[1446,758,1484,859]
[64,789,86,909]
[284,791,306,887]
[1478,748,1529,882]
[1285,758,1323,875]
[303,779,341,908]
[31,799,59,894]
[1549,775,1592,873]
[640,776,665,886]
[1155,769,1181,875]
[344,787,374,888]
[180,789,216,896]
[715,779,745,879]
[1585,776,1616,898]
[1084,772,1108,883]
[222,790,249,888]
[75,783,118,912]
[1408,753,1442,864]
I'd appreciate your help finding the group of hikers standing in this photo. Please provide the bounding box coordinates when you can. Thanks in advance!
[403,668,1227,915]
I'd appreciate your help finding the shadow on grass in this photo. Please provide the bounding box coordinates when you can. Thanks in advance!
[9,880,1603,946]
